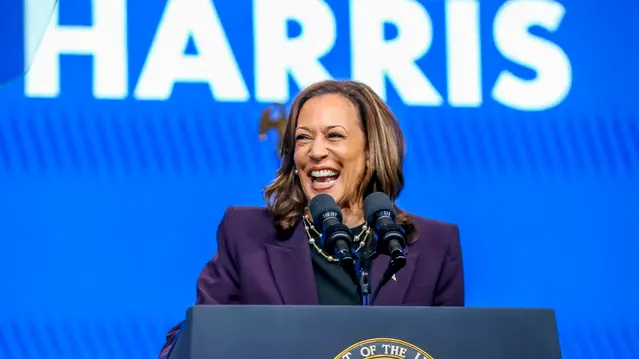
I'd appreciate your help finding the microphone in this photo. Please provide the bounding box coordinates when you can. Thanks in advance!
[309,194,356,276]
[364,192,408,303]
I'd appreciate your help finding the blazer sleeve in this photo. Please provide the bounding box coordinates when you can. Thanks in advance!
[158,207,241,359]
[433,225,465,306]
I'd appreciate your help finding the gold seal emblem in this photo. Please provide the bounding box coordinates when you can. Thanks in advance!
[334,338,434,359]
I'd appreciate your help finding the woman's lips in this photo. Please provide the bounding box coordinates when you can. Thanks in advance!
[310,169,340,191]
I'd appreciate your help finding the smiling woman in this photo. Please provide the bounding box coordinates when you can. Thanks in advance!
[264,81,412,232]
[158,80,465,359]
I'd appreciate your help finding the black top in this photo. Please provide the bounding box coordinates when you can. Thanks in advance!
[309,224,366,306]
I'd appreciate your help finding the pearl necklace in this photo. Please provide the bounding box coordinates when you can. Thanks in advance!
[302,215,371,263]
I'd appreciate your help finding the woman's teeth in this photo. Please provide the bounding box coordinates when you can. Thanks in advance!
[311,170,340,188]
[311,169,339,177]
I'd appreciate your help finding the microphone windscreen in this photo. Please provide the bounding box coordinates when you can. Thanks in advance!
[309,194,342,227]
[364,192,396,223]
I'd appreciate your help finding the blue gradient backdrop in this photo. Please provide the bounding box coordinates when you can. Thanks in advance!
[0,0,638,358]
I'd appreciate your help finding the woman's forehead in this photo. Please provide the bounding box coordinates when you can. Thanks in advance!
[296,94,360,129]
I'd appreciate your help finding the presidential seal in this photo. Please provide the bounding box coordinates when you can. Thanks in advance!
[334,338,434,359]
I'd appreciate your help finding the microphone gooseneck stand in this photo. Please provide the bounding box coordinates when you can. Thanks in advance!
[361,192,410,306]
[358,246,377,306]
[358,242,407,306]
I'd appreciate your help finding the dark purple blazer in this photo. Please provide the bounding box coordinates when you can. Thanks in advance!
[159,206,464,358]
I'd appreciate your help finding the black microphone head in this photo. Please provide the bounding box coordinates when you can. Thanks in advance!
[364,192,396,224]
[309,194,343,228]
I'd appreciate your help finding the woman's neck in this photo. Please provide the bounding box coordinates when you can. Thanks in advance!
[341,207,365,228]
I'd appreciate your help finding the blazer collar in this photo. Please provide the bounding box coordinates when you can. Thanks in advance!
[265,220,319,305]
[370,250,418,305]
[265,219,418,306]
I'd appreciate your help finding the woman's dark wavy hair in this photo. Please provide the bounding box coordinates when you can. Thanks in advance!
[262,80,417,241]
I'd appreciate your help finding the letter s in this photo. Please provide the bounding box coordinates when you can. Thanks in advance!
[492,0,572,111]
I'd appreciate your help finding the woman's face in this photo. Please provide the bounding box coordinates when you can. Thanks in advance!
[293,94,367,206]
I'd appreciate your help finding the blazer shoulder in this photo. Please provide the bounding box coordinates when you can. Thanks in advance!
[408,213,460,249]
[410,214,458,232]
[225,205,271,216]
[222,205,274,226]
[218,206,282,245]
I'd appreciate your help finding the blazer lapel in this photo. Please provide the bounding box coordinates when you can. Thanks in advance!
[371,251,418,306]
[265,222,319,305]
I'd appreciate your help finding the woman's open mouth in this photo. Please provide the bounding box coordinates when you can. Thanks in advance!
[310,169,340,190]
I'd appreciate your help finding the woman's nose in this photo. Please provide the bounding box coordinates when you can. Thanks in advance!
[309,139,329,161]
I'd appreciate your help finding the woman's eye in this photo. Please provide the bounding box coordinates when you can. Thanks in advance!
[327,132,344,139]
[295,134,310,141]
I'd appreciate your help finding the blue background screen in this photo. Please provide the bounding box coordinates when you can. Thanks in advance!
[0,0,637,358]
